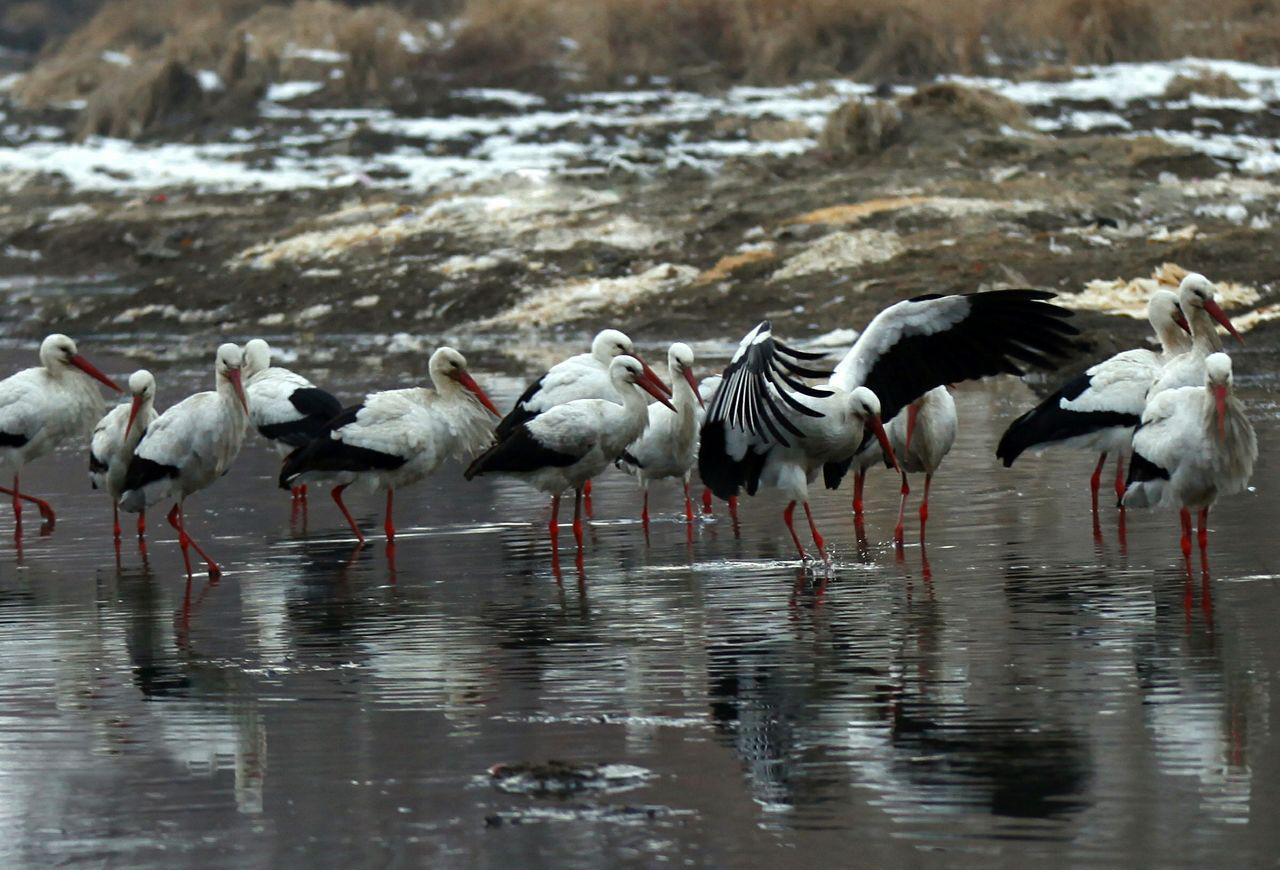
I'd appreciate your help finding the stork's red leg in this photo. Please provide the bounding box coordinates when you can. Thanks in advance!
[384,488,396,543]
[331,484,364,544]
[802,501,826,561]
[853,469,866,516]
[702,488,713,515]
[112,503,121,541]
[573,486,585,550]
[919,472,933,540]
[1090,452,1107,515]
[1179,508,1193,558]
[783,501,807,559]
[1114,453,1127,503]
[137,510,146,537]
[174,503,221,576]
[0,475,55,523]
[894,473,910,544]
[683,480,694,522]
[641,487,650,526]
[1197,507,1209,555]
[167,504,193,577]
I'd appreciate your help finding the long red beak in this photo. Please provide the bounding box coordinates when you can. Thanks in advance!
[125,394,145,438]
[1213,383,1228,439]
[640,370,676,411]
[870,415,898,471]
[228,368,249,413]
[683,367,704,408]
[904,403,920,454]
[1204,299,1244,344]
[455,369,502,418]
[69,354,122,393]
[1173,310,1191,334]
[634,353,672,397]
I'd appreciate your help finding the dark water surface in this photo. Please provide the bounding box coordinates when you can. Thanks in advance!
[0,345,1277,869]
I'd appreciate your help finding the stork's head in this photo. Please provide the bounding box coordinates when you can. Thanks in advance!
[1148,289,1190,336]
[41,333,122,393]
[667,342,702,407]
[611,355,675,411]
[1178,273,1242,344]
[849,387,899,472]
[124,369,156,437]
[216,343,249,413]
[430,346,501,417]
[1205,352,1233,439]
[243,338,271,379]
[592,329,635,363]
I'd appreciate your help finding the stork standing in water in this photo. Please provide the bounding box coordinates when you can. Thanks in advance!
[854,386,957,543]
[0,333,122,528]
[119,344,250,577]
[1147,273,1243,398]
[996,289,1192,514]
[89,370,158,545]
[1121,353,1256,560]
[279,347,501,545]
[616,343,704,525]
[465,356,675,557]
[495,329,669,500]
[242,339,343,505]
[695,375,726,516]
[700,291,1077,560]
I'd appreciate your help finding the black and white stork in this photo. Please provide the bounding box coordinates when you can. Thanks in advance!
[119,344,250,577]
[0,333,122,528]
[279,347,501,545]
[699,290,1078,559]
[89,369,158,545]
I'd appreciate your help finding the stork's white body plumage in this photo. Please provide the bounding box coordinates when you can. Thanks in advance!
[280,347,500,543]
[243,339,343,463]
[0,334,121,524]
[90,370,158,541]
[119,344,249,576]
[618,343,703,522]
[1122,353,1255,558]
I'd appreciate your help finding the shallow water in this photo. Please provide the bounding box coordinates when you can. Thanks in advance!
[0,346,1278,869]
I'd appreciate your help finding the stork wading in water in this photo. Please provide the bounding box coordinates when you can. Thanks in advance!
[855,386,957,543]
[119,344,250,577]
[280,347,501,546]
[616,343,705,526]
[0,333,122,530]
[242,339,343,507]
[700,291,1077,560]
[495,329,670,501]
[465,356,675,560]
[89,370,158,547]
[996,289,1192,515]
[1121,353,1256,562]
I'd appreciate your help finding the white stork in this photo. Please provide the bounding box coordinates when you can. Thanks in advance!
[616,342,705,524]
[0,333,122,527]
[89,369,158,544]
[465,356,675,555]
[1147,272,1243,398]
[279,347,501,545]
[242,338,343,503]
[699,291,1077,560]
[119,344,250,577]
[996,288,1191,512]
[854,385,957,542]
[1121,353,1256,559]
[495,329,669,497]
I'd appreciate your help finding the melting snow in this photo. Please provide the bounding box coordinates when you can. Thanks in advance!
[477,263,699,329]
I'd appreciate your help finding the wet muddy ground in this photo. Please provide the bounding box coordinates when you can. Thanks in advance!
[0,345,1277,869]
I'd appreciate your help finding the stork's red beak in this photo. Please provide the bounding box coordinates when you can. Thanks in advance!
[227,368,249,414]
[69,354,122,393]
[683,367,704,408]
[1213,383,1228,439]
[633,352,672,397]
[124,394,145,438]
[1173,310,1191,334]
[904,403,920,454]
[870,414,898,472]
[1204,299,1244,344]
[454,369,502,418]
[640,370,676,411]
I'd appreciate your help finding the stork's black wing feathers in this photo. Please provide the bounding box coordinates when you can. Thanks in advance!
[258,386,344,448]
[464,422,580,480]
[277,403,406,489]
[493,374,545,440]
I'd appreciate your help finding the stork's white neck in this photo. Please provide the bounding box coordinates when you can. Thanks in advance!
[1187,306,1225,354]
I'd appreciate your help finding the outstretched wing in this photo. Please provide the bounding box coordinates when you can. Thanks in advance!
[832,290,1079,426]
[704,321,833,449]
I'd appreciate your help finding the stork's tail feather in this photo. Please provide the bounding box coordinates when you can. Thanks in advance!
[1119,450,1169,509]
[996,371,1139,467]
[118,456,179,513]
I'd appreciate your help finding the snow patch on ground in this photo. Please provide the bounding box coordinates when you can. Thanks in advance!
[477,263,699,329]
